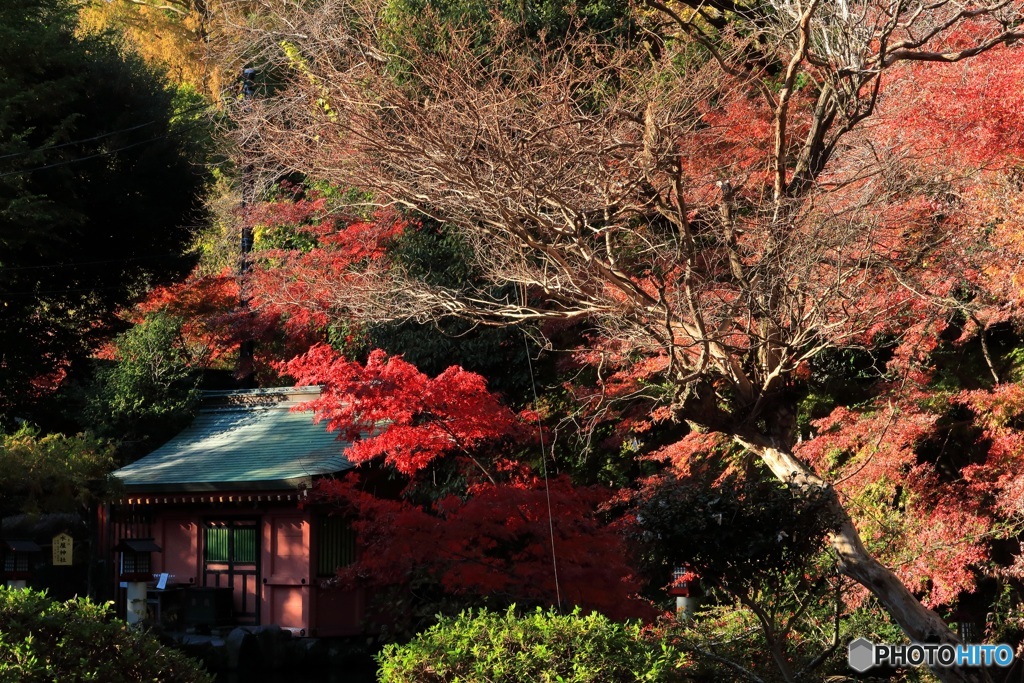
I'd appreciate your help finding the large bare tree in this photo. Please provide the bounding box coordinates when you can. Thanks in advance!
[220,1,1024,680]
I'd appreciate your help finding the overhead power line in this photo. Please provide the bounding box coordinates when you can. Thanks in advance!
[0,121,157,162]
[0,119,208,180]
[0,253,191,273]
[0,100,214,164]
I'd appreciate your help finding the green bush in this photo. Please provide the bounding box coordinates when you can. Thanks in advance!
[0,588,212,683]
[377,605,683,683]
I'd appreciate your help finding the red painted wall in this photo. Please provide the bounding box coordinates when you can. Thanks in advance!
[110,501,365,635]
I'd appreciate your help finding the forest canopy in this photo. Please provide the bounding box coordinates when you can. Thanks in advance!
[7,0,1024,681]
[209,0,1024,681]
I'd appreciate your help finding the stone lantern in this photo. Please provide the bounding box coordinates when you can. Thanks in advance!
[668,566,701,620]
[114,538,162,626]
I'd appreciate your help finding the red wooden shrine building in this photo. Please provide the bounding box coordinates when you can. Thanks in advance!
[101,387,363,636]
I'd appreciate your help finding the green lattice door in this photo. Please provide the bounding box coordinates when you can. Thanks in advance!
[203,519,260,624]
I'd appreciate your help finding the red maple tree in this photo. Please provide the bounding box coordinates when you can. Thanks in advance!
[218,1,1024,679]
[286,344,652,626]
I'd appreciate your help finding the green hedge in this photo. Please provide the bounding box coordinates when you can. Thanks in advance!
[378,606,683,683]
[0,588,212,683]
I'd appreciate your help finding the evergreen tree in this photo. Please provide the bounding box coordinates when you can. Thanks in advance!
[0,0,208,422]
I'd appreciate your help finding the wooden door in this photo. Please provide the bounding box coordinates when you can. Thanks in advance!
[203,519,260,624]
[262,515,310,632]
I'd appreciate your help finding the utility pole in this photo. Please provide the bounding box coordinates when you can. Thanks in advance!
[237,67,257,387]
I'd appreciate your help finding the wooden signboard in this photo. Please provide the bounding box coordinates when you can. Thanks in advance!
[52,532,73,566]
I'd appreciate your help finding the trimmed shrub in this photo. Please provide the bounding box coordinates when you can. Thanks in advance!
[0,588,212,683]
[377,605,683,682]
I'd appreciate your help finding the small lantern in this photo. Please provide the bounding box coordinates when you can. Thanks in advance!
[115,538,162,627]
[668,566,700,597]
[1,540,42,588]
[114,538,162,582]
[669,566,701,621]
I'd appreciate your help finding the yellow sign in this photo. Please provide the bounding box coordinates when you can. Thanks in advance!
[52,533,73,566]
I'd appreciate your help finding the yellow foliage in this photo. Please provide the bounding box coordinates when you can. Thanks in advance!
[78,0,224,96]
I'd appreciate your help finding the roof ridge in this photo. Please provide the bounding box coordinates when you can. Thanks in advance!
[200,385,321,398]
[197,385,323,412]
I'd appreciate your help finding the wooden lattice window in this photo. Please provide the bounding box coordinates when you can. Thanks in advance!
[316,517,356,577]
[204,523,257,564]
[3,554,28,573]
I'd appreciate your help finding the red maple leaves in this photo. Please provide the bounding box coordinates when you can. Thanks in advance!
[245,202,407,333]
[314,475,652,621]
[287,343,653,622]
[285,344,520,475]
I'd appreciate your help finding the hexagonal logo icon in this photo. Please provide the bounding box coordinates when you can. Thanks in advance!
[848,638,875,672]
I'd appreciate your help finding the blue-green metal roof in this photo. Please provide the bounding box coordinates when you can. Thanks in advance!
[113,387,353,492]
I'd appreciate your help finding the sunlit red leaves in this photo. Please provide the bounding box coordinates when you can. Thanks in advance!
[134,267,311,376]
[285,344,519,474]
[244,192,333,236]
[285,339,653,618]
[958,385,1024,519]
[249,194,404,268]
[895,495,990,608]
[642,431,731,480]
[136,269,244,363]
[246,208,407,327]
[869,44,1024,321]
[25,363,69,401]
[963,182,1024,311]
[317,212,405,262]
[677,80,775,191]
[878,44,1024,171]
[938,385,1024,585]
[959,384,1024,431]
[797,397,990,607]
[139,270,239,321]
